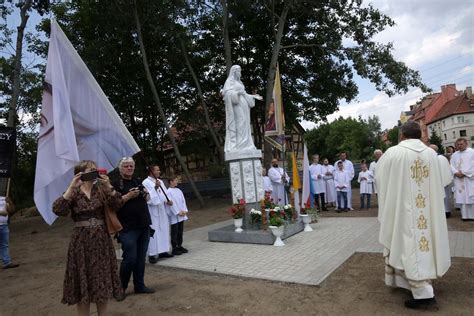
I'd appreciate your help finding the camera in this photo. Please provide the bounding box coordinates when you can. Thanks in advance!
[135,184,147,198]
[81,170,99,182]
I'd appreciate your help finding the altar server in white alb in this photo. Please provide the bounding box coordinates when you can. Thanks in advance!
[376,121,451,310]
[166,175,189,256]
[450,138,474,220]
[322,158,336,207]
[309,154,327,211]
[357,163,373,209]
[268,158,290,205]
[262,168,273,197]
[334,152,354,210]
[429,144,453,218]
[369,149,383,194]
[142,165,173,264]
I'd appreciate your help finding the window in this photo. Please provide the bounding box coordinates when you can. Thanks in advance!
[452,117,455,124]
[457,116,465,123]
[453,131,456,139]
[443,120,445,127]
[460,130,467,137]
[444,134,447,140]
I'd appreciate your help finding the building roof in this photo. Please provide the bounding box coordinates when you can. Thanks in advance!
[427,93,474,124]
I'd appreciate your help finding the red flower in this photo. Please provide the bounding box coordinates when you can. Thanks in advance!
[239,198,246,205]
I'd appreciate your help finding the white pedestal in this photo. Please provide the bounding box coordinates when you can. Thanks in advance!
[225,149,264,204]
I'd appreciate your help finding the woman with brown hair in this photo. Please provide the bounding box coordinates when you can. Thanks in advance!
[53,160,124,315]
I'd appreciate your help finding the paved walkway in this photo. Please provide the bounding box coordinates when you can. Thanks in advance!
[154,217,474,285]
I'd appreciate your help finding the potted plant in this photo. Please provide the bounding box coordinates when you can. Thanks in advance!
[283,204,295,223]
[249,208,262,229]
[268,211,285,246]
[299,208,313,232]
[229,199,245,233]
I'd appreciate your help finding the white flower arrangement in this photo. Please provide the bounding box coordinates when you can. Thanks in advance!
[274,206,281,211]
[250,208,262,215]
[283,204,292,210]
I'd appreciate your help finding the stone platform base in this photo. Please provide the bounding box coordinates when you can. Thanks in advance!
[208,221,304,245]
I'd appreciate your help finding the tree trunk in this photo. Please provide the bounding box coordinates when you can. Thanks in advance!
[220,0,232,75]
[2,0,32,198]
[7,0,32,128]
[133,3,205,207]
[178,37,224,163]
[263,2,290,168]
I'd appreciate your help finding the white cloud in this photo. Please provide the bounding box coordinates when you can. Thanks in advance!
[322,88,424,130]
[460,66,474,75]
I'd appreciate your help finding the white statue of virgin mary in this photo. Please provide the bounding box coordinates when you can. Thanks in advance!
[222,65,263,153]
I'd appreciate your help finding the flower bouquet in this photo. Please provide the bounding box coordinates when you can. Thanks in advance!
[229,198,245,219]
[249,208,262,229]
[283,204,295,222]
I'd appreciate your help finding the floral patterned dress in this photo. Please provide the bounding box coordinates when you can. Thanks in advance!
[53,185,123,305]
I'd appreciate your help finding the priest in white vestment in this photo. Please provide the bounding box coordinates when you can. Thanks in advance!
[309,154,327,211]
[450,138,474,220]
[322,158,336,206]
[376,121,451,309]
[143,165,173,262]
[268,158,290,206]
[334,152,354,210]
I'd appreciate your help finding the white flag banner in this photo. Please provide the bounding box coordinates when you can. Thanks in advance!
[301,143,311,208]
[34,20,140,225]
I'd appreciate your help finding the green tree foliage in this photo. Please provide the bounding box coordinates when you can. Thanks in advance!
[304,115,384,163]
[386,125,399,146]
[429,131,445,154]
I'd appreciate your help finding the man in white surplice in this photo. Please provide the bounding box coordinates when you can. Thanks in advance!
[268,158,290,206]
[143,165,173,263]
[450,137,474,220]
[322,158,336,206]
[376,121,451,310]
[334,152,354,210]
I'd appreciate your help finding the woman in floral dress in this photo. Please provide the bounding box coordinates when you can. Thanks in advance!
[53,160,124,315]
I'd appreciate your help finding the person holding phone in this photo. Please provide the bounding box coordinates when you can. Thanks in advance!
[112,157,155,297]
[52,160,124,315]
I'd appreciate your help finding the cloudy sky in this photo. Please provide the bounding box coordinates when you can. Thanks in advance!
[301,0,474,130]
[3,1,473,131]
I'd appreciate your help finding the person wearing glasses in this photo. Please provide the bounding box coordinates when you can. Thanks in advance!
[52,160,123,315]
[112,157,155,297]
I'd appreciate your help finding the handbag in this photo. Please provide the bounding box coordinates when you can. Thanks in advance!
[97,186,123,235]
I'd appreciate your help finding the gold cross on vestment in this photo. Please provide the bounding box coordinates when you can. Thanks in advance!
[417,214,427,230]
[419,236,429,252]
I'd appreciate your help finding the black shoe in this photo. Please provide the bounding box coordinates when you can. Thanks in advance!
[178,247,188,253]
[404,297,436,309]
[172,248,183,255]
[2,263,20,270]
[445,212,451,218]
[158,252,174,258]
[344,208,349,212]
[134,287,155,294]
[336,209,342,213]
[148,256,158,264]
[115,291,126,302]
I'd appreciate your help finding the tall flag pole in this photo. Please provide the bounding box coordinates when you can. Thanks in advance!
[34,20,140,225]
[291,151,301,213]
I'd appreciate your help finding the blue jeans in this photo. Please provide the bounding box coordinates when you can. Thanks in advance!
[118,227,150,291]
[360,194,371,209]
[337,191,348,209]
[0,225,12,267]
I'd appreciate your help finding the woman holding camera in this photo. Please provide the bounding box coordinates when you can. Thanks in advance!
[53,160,123,316]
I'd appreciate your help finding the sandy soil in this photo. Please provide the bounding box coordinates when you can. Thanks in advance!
[1,192,473,315]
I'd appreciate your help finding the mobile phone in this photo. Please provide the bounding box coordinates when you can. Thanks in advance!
[81,170,99,182]
[97,168,107,175]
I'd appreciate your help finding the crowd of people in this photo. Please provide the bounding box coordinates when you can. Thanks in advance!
[50,157,189,315]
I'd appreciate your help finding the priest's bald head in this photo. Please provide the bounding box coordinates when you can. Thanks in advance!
[400,121,421,140]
